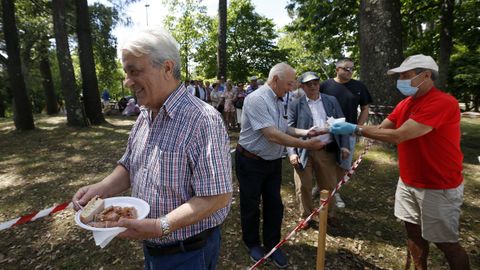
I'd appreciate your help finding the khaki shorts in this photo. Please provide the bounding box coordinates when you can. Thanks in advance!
[394,178,464,243]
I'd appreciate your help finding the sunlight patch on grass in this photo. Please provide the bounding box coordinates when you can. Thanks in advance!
[36,116,66,125]
[65,154,86,164]
[0,173,21,189]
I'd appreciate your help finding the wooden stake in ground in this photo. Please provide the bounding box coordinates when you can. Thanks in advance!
[316,190,329,270]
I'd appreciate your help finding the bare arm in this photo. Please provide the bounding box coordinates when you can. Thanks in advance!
[114,192,232,240]
[360,119,433,144]
[166,193,231,232]
[261,126,326,150]
[73,165,131,207]
[357,105,370,125]
[286,126,310,137]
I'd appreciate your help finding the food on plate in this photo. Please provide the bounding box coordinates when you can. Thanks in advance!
[79,195,105,223]
[88,206,137,228]
[79,196,139,228]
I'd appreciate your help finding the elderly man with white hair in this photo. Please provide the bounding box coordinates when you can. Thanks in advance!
[330,54,470,270]
[235,62,328,268]
[73,27,232,270]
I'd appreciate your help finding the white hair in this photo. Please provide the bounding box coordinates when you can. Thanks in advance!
[121,27,181,80]
[267,62,295,83]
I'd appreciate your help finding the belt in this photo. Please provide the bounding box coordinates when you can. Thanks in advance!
[145,226,217,256]
[236,144,262,160]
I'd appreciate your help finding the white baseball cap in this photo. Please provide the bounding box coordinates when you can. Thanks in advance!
[300,71,320,83]
[387,54,438,75]
[250,76,258,81]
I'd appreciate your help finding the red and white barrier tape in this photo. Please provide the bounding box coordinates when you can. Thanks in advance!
[0,201,73,231]
[1,149,238,231]
[249,139,374,270]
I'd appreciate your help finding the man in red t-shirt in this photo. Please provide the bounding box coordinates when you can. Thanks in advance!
[329,54,470,270]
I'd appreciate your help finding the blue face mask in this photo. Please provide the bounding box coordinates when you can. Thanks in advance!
[396,73,425,96]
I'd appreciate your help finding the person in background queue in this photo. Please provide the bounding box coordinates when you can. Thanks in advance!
[73,27,232,270]
[236,62,328,268]
[246,76,259,95]
[318,58,372,209]
[287,71,350,230]
[329,54,470,270]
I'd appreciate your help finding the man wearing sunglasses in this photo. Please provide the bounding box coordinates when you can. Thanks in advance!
[317,58,372,209]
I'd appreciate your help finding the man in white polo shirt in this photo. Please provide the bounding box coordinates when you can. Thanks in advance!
[236,63,328,268]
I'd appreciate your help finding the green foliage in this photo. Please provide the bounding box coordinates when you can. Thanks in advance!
[163,0,211,80]
[194,17,218,79]
[226,0,288,82]
[285,0,359,62]
[449,45,480,110]
[277,31,334,80]
[286,0,480,110]
[89,3,123,97]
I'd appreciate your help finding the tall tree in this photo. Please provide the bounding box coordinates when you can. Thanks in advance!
[52,0,88,127]
[89,3,122,95]
[359,0,403,106]
[226,0,288,81]
[163,0,210,79]
[38,41,59,115]
[75,0,104,124]
[217,0,227,80]
[1,0,35,130]
[437,0,454,90]
[286,0,360,62]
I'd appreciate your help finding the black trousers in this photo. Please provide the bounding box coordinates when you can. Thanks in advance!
[235,152,284,250]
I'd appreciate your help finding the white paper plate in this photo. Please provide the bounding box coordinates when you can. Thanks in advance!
[75,196,150,232]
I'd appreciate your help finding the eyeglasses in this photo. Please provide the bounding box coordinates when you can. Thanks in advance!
[340,67,355,72]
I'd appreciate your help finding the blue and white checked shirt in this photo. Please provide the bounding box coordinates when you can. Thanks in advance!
[238,84,288,160]
[118,83,232,245]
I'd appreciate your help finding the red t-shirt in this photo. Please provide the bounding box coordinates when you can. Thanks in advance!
[387,87,463,189]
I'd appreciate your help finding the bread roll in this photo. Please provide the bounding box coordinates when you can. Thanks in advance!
[80,196,105,223]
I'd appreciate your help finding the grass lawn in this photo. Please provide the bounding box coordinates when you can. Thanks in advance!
[0,114,478,269]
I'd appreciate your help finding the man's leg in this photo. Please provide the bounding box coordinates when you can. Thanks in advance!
[312,150,337,218]
[262,159,284,250]
[434,242,470,270]
[405,222,429,270]
[235,152,263,248]
[293,158,314,219]
[335,136,356,208]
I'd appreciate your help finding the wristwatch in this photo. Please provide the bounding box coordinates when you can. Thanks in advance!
[355,126,363,136]
[159,216,171,236]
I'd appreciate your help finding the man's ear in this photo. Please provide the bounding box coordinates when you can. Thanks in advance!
[425,70,432,79]
[162,60,175,79]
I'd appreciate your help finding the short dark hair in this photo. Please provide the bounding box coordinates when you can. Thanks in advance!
[414,68,438,81]
[335,58,354,68]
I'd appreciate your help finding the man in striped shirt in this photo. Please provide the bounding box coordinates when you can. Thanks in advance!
[236,62,328,268]
[73,28,232,270]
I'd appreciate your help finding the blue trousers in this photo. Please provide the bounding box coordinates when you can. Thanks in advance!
[143,227,221,270]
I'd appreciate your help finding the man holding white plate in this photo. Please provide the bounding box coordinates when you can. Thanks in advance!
[73,27,232,270]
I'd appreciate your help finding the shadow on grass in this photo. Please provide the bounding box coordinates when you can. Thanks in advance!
[0,115,478,269]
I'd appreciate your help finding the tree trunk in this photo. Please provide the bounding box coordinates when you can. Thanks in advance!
[0,91,5,118]
[217,0,227,80]
[75,0,105,124]
[52,0,89,127]
[437,0,454,90]
[1,0,35,130]
[38,42,59,115]
[359,0,404,107]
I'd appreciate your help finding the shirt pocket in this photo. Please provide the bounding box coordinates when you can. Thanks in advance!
[149,147,190,192]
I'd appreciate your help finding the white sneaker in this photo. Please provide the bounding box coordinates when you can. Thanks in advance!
[334,193,345,208]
